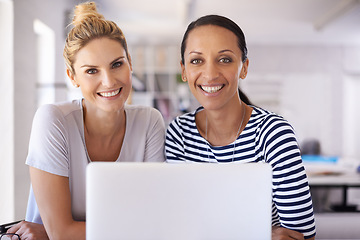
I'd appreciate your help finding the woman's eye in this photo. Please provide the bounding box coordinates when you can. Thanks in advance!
[112,61,123,68]
[190,59,202,64]
[219,58,232,63]
[86,69,97,74]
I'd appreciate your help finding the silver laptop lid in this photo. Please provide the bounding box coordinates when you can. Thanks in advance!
[86,162,272,240]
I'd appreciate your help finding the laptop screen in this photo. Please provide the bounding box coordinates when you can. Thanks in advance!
[86,162,272,240]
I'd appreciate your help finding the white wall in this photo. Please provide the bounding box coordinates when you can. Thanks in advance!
[343,47,360,159]
[243,44,360,158]
[3,0,74,222]
[0,0,14,223]
[343,75,360,159]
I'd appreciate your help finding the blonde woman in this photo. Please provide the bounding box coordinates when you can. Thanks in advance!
[7,2,165,239]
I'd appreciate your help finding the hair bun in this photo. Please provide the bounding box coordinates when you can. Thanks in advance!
[72,1,104,27]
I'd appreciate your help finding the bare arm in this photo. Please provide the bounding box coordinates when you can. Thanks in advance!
[30,167,85,240]
[272,226,315,240]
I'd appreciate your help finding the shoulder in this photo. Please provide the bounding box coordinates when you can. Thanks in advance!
[248,106,297,149]
[249,106,294,132]
[33,99,82,124]
[249,107,299,158]
[35,99,81,118]
[29,100,83,145]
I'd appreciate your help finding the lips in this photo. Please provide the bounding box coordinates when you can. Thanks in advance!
[200,85,224,93]
[98,88,121,97]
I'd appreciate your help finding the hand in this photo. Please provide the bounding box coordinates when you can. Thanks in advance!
[272,226,305,240]
[7,221,49,240]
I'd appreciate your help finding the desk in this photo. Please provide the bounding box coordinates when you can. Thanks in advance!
[305,163,360,212]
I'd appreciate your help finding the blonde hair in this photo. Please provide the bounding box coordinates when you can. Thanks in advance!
[63,1,129,75]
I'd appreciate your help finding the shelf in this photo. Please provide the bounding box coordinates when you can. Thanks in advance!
[129,44,198,124]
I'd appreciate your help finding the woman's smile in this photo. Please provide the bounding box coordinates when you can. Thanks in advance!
[199,84,224,94]
[97,88,122,98]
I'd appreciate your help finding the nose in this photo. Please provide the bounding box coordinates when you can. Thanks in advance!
[101,70,116,88]
[202,61,220,80]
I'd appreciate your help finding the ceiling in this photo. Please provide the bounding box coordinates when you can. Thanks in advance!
[97,0,360,45]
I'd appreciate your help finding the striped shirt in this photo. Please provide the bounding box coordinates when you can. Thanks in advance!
[165,106,316,239]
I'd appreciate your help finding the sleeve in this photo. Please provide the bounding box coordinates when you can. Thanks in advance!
[259,115,316,239]
[25,104,69,177]
[165,118,187,162]
[143,108,166,162]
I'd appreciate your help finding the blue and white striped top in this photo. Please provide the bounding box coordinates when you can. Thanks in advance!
[165,106,316,239]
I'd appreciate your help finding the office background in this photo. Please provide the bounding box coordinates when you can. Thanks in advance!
[1,0,360,231]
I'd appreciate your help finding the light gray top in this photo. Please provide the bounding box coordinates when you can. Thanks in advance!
[25,99,166,223]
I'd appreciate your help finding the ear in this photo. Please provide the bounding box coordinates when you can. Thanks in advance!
[180,61,187,82]
[67,68,79,88]
[240,58,249,79]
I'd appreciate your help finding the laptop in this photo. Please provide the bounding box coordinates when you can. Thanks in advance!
[86,162,272,240]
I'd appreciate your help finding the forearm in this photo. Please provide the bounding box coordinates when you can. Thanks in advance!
[45,221,85,240]
[30,168,85,240]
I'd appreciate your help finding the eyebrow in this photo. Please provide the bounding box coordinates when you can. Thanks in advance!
[80,64,97,68]
[110,56,125,65]
[219,49,234,54]
[188,51,202,55]
[80,56,125,68]
[188,49,235,55]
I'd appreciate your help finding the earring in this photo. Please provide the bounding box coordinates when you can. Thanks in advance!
[183,76,187,81]
[74,83,80,88]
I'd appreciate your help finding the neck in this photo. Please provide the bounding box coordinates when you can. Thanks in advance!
[83,100,125,138]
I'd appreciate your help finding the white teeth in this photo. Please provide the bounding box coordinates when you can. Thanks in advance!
[201,85,223,93]
[99,89,120,97]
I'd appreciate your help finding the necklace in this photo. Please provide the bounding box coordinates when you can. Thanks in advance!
[205,102,246,162]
